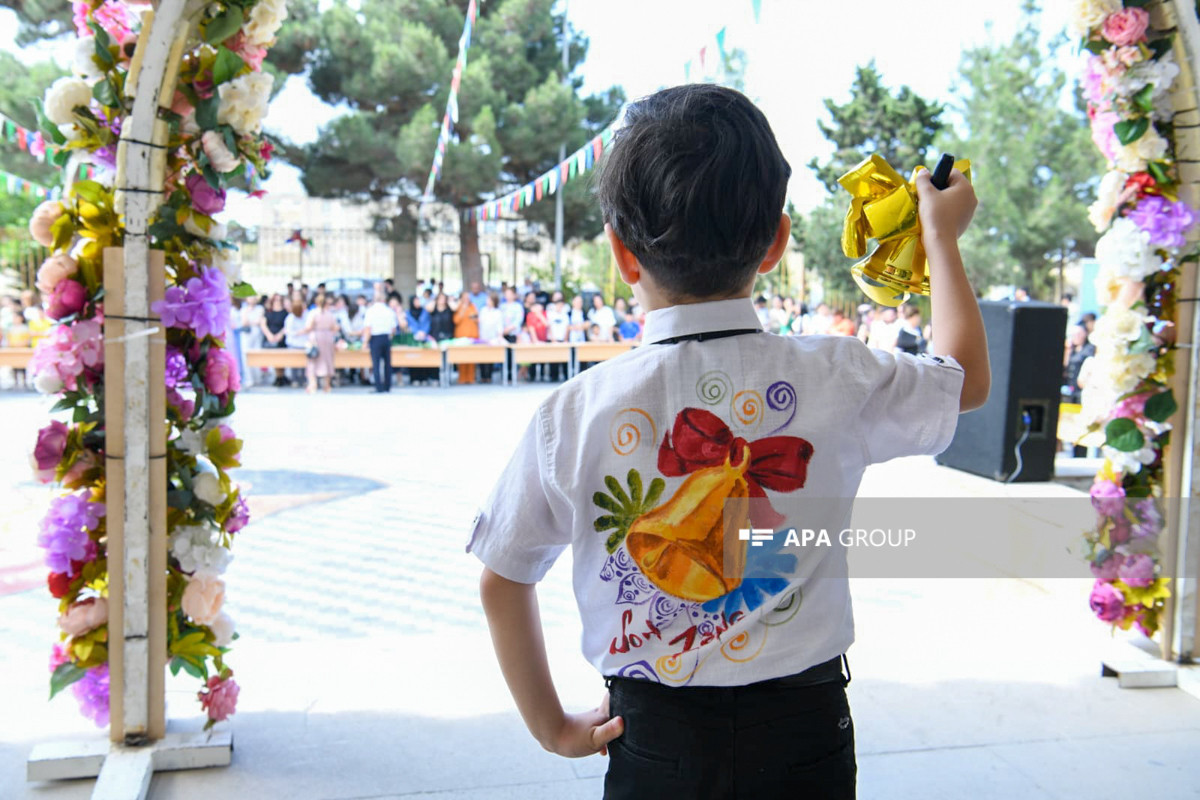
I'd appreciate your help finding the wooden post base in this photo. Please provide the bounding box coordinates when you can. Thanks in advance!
[27,726,232,799]
[1101,642,1179,688]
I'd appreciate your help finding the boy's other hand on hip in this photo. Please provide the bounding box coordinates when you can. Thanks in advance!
[545,691,624,758]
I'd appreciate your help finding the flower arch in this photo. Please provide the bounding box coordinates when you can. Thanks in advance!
[1073,0,1200,644]
[27,0,285,729]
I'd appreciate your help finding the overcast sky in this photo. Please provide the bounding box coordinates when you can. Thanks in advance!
[1,0,1076,211]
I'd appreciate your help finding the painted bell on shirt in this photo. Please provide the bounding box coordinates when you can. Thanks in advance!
[625,445,750,602]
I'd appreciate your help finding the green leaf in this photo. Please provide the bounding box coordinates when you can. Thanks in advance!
[592,491,619,513]
[1133,84,1155,114]
[643,478,666,509]
[627,469,643,506]
[1148,161,1170,184]
[202,163,221,190]
[1128,325,1156,354]
[593,514,620,533]
[231,282,258,299]
[72,180,106,205]
[32,99,68,145]
[1144,389,1178,423]
[87,20,111,50]
[1105,417,1146,452]
[167,489,194,509]
[1083,39,1110,55]
[204,6,244,44]
[211,46,246,86]
[91,78,118,109]
[1148,38,1174,61]
[50,662,87,700]
[604,475,631,508]
[196,95,220,131]
[1114,118,1150,146]
[1124,0,1151,7]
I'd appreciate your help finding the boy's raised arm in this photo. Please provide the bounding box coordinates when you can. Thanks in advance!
[914,169,991,412]
[479,566,624,757]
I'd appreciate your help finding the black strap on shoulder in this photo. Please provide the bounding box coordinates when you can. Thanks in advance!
[651,328,763,345]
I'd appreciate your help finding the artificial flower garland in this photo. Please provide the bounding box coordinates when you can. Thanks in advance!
[1074,0,1192,638]
[27,0,285,729]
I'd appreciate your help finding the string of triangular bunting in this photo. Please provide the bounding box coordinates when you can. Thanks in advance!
[421,0,480,202]
[1,110,98,181]
[0,167,59,200]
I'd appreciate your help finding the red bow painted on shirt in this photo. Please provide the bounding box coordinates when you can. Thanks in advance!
[657,408,814,528]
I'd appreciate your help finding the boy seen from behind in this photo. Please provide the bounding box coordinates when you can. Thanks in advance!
[470,84,988,798]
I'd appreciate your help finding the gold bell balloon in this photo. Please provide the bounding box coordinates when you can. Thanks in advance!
[838,153,972,307]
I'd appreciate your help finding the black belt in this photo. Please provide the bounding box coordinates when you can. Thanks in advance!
[651,327,763,345]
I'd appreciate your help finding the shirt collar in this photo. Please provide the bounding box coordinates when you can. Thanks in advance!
[641,297,764,345]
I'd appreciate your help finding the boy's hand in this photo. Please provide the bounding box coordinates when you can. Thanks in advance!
[914,168,977,244]
[546,692,624,758]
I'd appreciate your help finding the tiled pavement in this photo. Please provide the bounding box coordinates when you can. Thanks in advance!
[2,385,1200,799]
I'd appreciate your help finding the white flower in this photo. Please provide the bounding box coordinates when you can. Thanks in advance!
[1088,170,1128,233]
[1103,444,1156,475]
[169,524,232,575]
[58,122,84,142]
[1069,0,1122,37]
[243,0,289,46]
[193,471,225,507]
[1091,307,1147,347]
[72,37,104,80]
[1080,381,1118,426]
[209,611,236,646]
[34,371,64,395]
[1119,55,1181,101]
[1115,127,1168,173]
[201,130,239,173]
[177,427,206,457]
[183,216,229,241]
[212,250,241,285]
[217,72,273,135]
[1100,350,1157,395]
[1095,217,1163,280]
[44,77,93,125]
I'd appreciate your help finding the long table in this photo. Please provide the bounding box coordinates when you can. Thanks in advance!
[0,347,33,368]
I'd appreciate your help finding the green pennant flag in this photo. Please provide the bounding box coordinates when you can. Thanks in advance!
[716,28,727,62]
[4,120,16,142]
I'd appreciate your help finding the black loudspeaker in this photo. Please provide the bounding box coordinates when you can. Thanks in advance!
[936,300,1068,482]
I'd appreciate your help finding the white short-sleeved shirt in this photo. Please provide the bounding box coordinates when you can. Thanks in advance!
[363,301,398,336]
[467,297,963,686]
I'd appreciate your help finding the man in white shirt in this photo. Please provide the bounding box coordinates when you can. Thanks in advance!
[587,295,617,341]
[360,283,398,392]
[546,292,570,381]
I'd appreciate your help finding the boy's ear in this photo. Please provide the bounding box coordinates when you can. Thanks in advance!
[606,223,642,286]
[757,213,792,275]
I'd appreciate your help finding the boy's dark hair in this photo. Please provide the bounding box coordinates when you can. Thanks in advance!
[597,84,791,301]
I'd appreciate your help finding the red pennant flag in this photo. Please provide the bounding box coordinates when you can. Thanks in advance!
[699,46,707,70]
[592,136,602,159]
[535,180,544,201]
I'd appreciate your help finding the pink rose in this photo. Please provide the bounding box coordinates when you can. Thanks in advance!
[168,388,196,424]
[1118,553,1156,587]
[29,201,65,248]
[226,31,267,71]
[1091,551,1124,582]
[1110,516,1133,546]
[1089,580,1126,622]
[199,673,239,722]
[204,348,241,396]
[185,173,226,217]
[1090,479,1126,517]
[31,420,69,483]
[36,253,78,294]
[47,279,88,320]
[1102,8,1150,47]
[181,573,225,625]
[49,642,71,672]
[58,596,108,636]
[1114,392,1149,420]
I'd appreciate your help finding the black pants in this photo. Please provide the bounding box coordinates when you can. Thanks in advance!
[604,658,855,799]
[369,334,391,392]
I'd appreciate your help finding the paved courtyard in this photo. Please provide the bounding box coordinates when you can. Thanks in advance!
[1,383,1198,799]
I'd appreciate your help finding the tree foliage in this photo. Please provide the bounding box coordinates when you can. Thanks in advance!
[0,0,75,46]
[269,0,623,287]
[944,1,1101,297]
[807,62,944,194]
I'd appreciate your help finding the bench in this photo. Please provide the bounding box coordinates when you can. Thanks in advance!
[0,347,34,369]
[244,347,445,384]
[571,341,637,376]
[508,342,573,384]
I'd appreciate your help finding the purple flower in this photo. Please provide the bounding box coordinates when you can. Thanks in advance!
[37,492,105,573]
[165,346,189,389]
[1133,498,1163,538]
[72,664,110,727]
[185,173,226,217]
[1091,551,1125,583]
[1089,580,1127,623]
[1118,553,1156,587]
[1127,195,1197,250]
[226,495,250,534]
[1090,479,1126,518]
[153,266,231,341]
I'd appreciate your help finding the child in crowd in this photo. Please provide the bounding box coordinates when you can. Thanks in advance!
[470,84,988,797]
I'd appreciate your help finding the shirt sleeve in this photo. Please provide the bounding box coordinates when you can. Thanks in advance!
[466,405,571,584]
[850,340,965,464]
